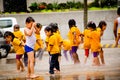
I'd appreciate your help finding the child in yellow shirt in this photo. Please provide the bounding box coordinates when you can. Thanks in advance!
[34,23,44,60]
[49,23,63,63]
[68,19,81,64]
[87,21,101,66]
[13,24,27,66]
[97,21,107,65]
[13,24,25,42]
[62,39,72,61]
[44,26,60,75]
[4,31,25,72]
[82,28,91,64]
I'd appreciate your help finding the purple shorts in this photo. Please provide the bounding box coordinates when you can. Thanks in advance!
[24,45,34,53]
[16,54,23,60]
[93,52,99,57]
[71,46,78,53]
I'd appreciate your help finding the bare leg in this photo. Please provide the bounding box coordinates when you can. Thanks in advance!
[19,59,25,71]
[99,49,105,65]
[16,59,20,72]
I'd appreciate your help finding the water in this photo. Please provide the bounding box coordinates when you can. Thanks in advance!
[0,48,120,80]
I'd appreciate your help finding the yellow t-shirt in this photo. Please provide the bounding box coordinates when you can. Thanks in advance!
[53,32,63,48]
[88,30,101,52]
[13,31,25,41]
[47,34,60,54]
[83,29,91,49]
[11,38,25,55]
[62,39,71,50]
[68,26,81,46]
[34,33,43,51]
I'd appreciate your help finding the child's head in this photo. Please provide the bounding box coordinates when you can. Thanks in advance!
[68,19,76,29]
[87,21,96,30]
[25,16,35,29]
[49,23,58,32]
[117,7,120,16]
[44,26,53,37]
[14,24,20,32]
[35,23,42,33]
[98,20,107,31]
[4,31,15,42]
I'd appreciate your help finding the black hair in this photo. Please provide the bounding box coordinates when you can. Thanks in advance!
[14,24,20,29]
[117,7,120,15]
[36,23,42,28]
[49,23,58,32]
[98,21,107,29]
[44,26,53,33]
[68,19,76,29]
[26,16,35,23]
[4,31,15,41]
[87,21,96,29]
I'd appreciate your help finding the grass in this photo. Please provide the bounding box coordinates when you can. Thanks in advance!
[88,7,117,10]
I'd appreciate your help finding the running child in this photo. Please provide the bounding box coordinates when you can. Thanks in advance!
[24,16,38,78]
[87,21,101,66]
[97,21,107,65]
[81,26,91,64]
[4,31,25,72]
[62,39,72,61]
[67,19,81,64]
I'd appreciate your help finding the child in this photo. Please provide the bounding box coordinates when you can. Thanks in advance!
[62,39,72,61]
[13,24,27,66]
[24,16,38,78]
[81,26,91,64]
[67,19,81,64]
[4,31,25,72]
[44,26,60,75]
[87,21,101,66]
[49,23,63,63]
[13,24,25,41]
[113,7,120,47]
[34,23,44,60]
[97,21,107,65]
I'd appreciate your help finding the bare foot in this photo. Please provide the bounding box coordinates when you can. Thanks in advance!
[30,74,39,79]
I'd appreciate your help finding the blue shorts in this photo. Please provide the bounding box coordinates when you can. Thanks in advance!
[24,45,34,53]
[71,46,78,53]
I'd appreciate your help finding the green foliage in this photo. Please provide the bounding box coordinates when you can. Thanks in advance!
[29,2,38,12]
[88,0,117,8]
[28,0,117,12]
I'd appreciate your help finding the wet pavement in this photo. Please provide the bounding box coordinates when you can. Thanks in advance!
[0,40,120,80]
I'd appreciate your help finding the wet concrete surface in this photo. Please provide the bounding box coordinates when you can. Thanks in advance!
[0,47,120,80]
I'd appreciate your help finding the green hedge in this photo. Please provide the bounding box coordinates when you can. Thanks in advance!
[28,0,117,12]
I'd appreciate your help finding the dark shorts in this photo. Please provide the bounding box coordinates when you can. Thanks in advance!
[93,52,99,57]
[24,45,34,53]
[71,46,78,53]
[16,54,23,60]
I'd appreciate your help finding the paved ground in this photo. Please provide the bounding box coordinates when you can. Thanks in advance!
[0,40,120,80]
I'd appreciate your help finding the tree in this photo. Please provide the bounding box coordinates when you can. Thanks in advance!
[84,0,88,28]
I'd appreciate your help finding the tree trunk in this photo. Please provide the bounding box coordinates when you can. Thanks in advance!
[84,0,88,29]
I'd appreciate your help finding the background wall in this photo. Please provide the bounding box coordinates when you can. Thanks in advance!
[0,10,116,40]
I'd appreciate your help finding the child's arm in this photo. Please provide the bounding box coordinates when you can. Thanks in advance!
[36,39,41,47]
[24,23,35,36]
[113,19,118,40]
